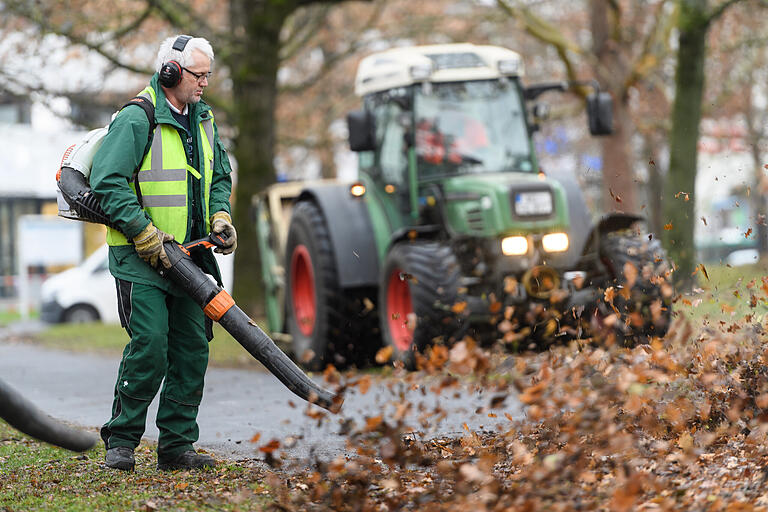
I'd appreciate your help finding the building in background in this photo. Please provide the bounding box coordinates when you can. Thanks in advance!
[0,92,97,300]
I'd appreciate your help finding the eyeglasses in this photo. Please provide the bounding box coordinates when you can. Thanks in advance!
[182,66,212,82]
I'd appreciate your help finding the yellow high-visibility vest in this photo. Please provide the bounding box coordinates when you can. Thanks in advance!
[106,86,215,246]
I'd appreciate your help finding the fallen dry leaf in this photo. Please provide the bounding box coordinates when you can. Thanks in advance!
[375,346,393,364]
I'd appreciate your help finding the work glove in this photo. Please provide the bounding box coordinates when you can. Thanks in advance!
[132,221,174,269]
[210,211,237,255]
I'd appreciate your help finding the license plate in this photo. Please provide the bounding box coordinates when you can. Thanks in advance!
[515,191,552,216]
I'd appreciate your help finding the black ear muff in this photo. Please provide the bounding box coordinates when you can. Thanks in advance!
[159,61,182,87]
[159,35,193,88]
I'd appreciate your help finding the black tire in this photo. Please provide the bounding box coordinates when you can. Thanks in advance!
[596,230,673,346]
[285,200,378,370]
[63,304,100,323]
[379,241,465,369]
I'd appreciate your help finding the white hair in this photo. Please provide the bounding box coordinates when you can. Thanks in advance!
[155,35,214,72]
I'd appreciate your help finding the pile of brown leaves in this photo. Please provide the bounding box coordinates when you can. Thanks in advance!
[261,309,768,511]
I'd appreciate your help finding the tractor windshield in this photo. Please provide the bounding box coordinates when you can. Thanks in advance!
[414,79,533,178]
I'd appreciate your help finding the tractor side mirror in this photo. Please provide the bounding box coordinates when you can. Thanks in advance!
[529,103,550,133]
[532,103,550,121]
[586,92,613,136]
[347,110,376,152]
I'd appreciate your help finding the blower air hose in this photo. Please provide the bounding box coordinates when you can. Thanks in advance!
[0,378,97,452]
[56,167,340,412]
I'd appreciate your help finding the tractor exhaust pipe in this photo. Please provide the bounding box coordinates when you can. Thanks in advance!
[57,167,340,412]
[0,378,97,452]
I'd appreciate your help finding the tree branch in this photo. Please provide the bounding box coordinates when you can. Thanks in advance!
[497,0,586,84]
[148,0,227,46]
[607,0,622,42]
[706,0,745,24]
[280,5,333,62]
[279,0,386,94]
[112,4,155,39]
[2,0,156,75]
[497,0,584,57]
[295,0,372,7]
[624,0,674,90]
[721,34,768,53]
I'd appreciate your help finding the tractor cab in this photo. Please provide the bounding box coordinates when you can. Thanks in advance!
[346,44,612,260]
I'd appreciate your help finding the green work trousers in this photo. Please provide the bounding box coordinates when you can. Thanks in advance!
[100,279,209,460]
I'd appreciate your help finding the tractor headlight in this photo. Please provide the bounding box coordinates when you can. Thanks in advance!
[542,232,569,252]
[349,183,366,197]
[502,236,528,256]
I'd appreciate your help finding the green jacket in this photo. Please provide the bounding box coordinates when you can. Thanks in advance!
[91,73,233,292]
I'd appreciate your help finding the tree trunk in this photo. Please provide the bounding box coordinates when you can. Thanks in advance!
[643,132,664,237]
[319,131,336,179]
[227,0,367,316]
[744,82,768,256]
[750,158,768,257]
[228,0,294,316]
[662,0,709,289]
[590,0,637,214]
[600,99,637,213]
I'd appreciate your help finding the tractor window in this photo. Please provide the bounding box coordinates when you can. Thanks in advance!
[414,79,533,179]
[373,101,409,186]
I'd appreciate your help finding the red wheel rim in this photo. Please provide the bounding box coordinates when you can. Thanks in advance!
[290,245,316,336]
[387,268,414,351]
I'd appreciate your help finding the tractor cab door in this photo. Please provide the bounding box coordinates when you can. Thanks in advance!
[358,91,417,249]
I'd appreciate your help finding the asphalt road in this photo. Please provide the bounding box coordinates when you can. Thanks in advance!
[0,328,522,462]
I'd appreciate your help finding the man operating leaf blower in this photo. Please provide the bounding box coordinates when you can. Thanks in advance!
[64,35,339,472]
[89,34,233,472]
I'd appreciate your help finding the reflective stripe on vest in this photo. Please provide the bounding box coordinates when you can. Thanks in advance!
[106,86,215,246]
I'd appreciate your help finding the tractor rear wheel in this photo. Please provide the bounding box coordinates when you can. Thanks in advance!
[285,200,377,370]
[596,230,674,346]
[379,241,464,368]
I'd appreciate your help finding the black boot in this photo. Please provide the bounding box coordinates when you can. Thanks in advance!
[157,450,215,471]
[105,446,135,471]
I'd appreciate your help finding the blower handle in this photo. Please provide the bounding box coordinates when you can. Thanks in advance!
[181,232,230,254]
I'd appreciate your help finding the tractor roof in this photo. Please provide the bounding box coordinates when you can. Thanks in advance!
[354,43,525,97]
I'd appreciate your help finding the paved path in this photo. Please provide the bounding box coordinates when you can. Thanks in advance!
[0,337,522,462]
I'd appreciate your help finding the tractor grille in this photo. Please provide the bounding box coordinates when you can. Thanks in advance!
[466,208,485,234]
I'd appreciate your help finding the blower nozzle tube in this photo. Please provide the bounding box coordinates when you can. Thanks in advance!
[0,378,97,452]
[160,243,340,411]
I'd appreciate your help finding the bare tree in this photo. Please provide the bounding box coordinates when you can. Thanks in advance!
[498,0,676,215]
[661,0,767,288]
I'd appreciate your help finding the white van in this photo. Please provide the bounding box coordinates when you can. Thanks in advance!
[40,245,235,324]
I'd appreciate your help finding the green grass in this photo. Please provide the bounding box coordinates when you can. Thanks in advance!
[0,421,270,511]
[676,261,768,325]
[0,310,38,327]
[34,323,269,370]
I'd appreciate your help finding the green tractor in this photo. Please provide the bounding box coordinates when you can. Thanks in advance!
[255,43,673,369]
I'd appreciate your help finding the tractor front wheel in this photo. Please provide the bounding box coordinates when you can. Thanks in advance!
[285,200,354,370]
[285,201,380,370]
[379,242,464,368]
[596,229,674,346]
